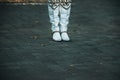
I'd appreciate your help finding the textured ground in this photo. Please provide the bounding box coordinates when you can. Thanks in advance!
[0,0,120,80]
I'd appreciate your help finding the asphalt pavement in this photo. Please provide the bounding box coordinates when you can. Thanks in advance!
[0,0,120,80]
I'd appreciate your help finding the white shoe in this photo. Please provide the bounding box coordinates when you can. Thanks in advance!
[52,32,62,41]
[61,32,70,41]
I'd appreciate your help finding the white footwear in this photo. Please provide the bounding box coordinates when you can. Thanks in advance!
[59,3,71,42]
[52,32,62,41]
[60,3,71,33]
[61,32,70,41]
[48,4,60,32]
[48,1,71,42]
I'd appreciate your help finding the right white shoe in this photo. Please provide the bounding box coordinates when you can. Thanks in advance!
[52,32,62,41]
[61,32,70,41]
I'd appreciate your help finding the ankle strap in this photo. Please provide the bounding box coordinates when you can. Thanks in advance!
[52,31,59,33]
[61,31,67,33]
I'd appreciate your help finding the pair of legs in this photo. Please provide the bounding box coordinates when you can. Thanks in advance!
[48,0,72,41]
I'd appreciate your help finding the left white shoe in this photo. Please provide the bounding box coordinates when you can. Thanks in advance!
[61,32,70,41]
[52,32,62,41]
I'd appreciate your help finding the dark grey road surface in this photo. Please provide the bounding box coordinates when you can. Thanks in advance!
[0,0,120,80]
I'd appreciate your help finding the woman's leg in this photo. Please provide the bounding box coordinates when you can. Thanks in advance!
[60,0,72,41]
[48,0,61,41]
